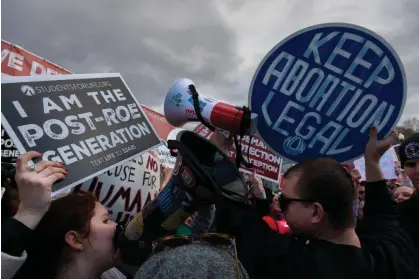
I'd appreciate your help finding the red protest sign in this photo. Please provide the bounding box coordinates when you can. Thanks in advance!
[194,124,282,183]
[1,40,72,76]
[140,105,175,141]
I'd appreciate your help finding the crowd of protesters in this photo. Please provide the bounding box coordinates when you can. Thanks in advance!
[1,128,419,278]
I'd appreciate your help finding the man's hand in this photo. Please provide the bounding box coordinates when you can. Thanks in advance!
[364,127,398,182]
[365,127,398,164]
[160,165,173,190]
[249,171,266,199]
[351,169,362,184]
[13,151,67,229]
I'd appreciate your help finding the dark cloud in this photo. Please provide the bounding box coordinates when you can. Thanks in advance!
[1,0,241,109]
[2,0,418,120]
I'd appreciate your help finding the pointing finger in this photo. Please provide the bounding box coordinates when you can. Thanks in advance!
[369,127,378,141]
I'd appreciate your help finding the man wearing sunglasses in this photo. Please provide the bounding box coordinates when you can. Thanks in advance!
[216,128,418,278]
[397,133,419,255]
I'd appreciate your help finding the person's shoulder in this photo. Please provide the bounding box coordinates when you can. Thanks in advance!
[398,194,419,215]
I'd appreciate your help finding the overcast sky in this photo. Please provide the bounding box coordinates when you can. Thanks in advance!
[2,0,418,123]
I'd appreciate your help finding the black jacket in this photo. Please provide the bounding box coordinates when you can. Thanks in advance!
[398,190,419,253]
[216,180,419,278]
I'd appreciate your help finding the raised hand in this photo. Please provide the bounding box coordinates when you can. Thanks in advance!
[364,127,399,164]
[14,151,68,229]
[249,170,266,199]
[364,127,398,182]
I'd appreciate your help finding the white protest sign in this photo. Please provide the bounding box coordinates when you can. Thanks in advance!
[154,127,185,169]
[155,145,176,169]
[353,147,398,181]
[74,151,161,224]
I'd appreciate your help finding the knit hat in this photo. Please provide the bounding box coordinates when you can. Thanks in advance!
[135,244,248,279]
[398,133,419,168]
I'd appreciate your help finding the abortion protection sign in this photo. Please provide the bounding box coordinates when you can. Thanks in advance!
[250,23,406,163]
[1,73,162,194]
[194,124,282,183]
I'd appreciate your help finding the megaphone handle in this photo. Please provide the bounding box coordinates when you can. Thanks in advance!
[188,84,215,131]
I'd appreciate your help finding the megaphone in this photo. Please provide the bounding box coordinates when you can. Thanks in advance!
[116,130,249,266]
[164,78,258,136]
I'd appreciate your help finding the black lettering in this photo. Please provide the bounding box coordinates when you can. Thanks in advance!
[143,171,151,186]
[114,166,122,177]
[151,175,157,188]
[128,167,135,182]
[120,166,129,181]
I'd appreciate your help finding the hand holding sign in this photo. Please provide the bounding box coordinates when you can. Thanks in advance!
[13,151,67,229]
[249,170,266,199]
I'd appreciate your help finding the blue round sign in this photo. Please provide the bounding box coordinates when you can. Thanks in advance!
[249,23,406,163]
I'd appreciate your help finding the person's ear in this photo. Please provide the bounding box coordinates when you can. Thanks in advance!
[310,202,324,224]
[64,231,85,251]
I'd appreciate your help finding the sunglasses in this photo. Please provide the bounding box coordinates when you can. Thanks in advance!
[404,162,418,168]
[278,193,316,212]
[152,233,243,278]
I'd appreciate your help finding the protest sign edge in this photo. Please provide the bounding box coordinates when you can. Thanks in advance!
[118,76,163,148]
[1,39,73,74]
[1,72,122,83]
[49,142,163,197]
[248,22,407,164]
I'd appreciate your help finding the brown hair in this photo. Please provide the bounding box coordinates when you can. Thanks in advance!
[15,191,97,278]
[283,157,355,230]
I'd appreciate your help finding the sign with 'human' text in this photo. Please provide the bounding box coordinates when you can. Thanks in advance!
[1,73,162,194]
[74,152,161,224]
[250,23,406,163]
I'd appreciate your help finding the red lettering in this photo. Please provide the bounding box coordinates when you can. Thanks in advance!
[99,184,115,205]
[127,189,142,213]
[146,155,158,172]
[106,187,131,210]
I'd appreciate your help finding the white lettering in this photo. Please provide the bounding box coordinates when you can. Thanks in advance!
[303,32,340,65]
[280,59,309,96]
[325,32,365,75]
[43,98,63,114]
[272,101,305,136]
[295,112,321,140]
[345,40,383,85]
[262,51,295,91]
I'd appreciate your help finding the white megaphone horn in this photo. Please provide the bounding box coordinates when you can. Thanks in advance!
[164,78,258,136]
